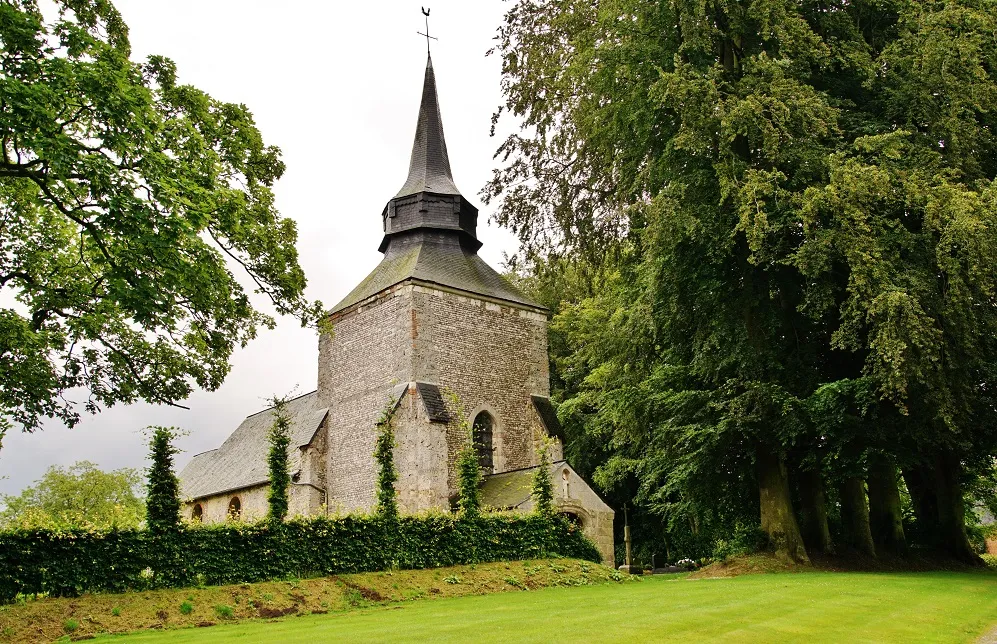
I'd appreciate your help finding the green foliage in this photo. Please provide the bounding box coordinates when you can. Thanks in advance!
[214,604,234,620]
[373,398,399,521]
[0,514,599,602]
[143,426,190,588]
[531,438,555,517]
[63,618,78,633]
[266,396,293,524]
[145,427,181,535]
[0,0,322,435]
[710,525,770,562]
[491,0,997,561]
[179,600,194,615]
[0,461,143,530]
[451,398,482,518]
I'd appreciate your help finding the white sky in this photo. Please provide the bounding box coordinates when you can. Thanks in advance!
[0,1,523,495]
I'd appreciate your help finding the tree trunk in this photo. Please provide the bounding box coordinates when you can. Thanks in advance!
[757,448,810,564]
[932,453,980,564]
[867,456,907,555]
[796,469,834,555]
[903,465,940,548]
[838,476,876,557]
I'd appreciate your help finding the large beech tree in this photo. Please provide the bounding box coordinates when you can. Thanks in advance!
[488,0,997,562]
[0,1,320,438]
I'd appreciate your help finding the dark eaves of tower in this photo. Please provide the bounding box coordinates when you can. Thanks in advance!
[329,54,543,315]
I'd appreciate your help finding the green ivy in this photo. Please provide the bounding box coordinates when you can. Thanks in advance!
[531,437,555,517]
[373,397,399,521]
[144,426,191,588]
[266,396,292,524]
[445,392,482,518]
[145,427,181,535]
[0,514,599,602]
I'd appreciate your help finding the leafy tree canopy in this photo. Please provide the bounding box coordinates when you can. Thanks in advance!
[0,0,321,437]
[0,460,144,530]
[491,0,997,561]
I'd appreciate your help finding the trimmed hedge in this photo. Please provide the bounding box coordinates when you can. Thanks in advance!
[0,513,599,602]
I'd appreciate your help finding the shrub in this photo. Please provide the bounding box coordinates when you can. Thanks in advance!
[0,513,599,602]
[266,396,293,524]
[179,600,194,615]
[373,398,399,521]
[145,427,182,535]
[144,426,192,589]
[446,393,481,518]
[711,524,769,561]
[214,604,234,619]
[63,619,78,633]
[531,437,555,516]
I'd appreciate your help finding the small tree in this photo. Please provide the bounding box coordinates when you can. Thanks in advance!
[0,461,144,530]
[446,392,481,518]
[266,395,293,524]
[145,426,182,534]
[531,436,555,517]
[373,397,399,520]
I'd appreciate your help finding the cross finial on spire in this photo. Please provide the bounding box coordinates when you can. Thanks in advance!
[417,7,437,55]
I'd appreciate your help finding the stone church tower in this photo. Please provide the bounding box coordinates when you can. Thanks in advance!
[179,55,614,564]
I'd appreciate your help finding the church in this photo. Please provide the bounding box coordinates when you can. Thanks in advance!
[178,53,615,565]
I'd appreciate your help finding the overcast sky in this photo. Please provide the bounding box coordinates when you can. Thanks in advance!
[0,1,524,495]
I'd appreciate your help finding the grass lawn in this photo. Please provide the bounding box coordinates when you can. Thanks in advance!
[103,570,997,643]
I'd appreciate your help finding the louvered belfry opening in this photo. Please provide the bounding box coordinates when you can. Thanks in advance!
[473,411,494,473]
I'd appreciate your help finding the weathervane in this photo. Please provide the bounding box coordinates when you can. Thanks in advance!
[417,7,438,55]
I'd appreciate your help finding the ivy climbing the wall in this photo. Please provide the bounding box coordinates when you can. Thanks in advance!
[373,396,399,521]
[445,392,482,518]
[266,395,293,524]
[532,436,555,517]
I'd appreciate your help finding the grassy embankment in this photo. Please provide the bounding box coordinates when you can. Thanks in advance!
[107,567,997,644]
[0,558,623,643]
[3,555,996,643]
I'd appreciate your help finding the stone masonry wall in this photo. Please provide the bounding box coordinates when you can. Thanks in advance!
[393,387,450,512]
[407,285,549,495]
[182,483,319,525]
[518,466,616,566]
[319,281,550,512]
[182,484,269,524]
[318,285,412,513]
[293,417,328,516]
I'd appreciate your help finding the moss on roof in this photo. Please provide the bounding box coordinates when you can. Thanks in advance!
[330,241,543,313]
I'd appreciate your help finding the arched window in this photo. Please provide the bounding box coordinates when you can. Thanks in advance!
[227,497,241,521]
[472,411,494,473]
[191,504,203,522]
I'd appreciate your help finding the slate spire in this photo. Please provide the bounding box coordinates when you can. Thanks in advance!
[332,54,543,315]
[395,54,461,198]
[379,54,478,253]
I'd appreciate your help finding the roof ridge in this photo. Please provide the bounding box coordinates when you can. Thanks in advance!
[244,389,318,419]
[483,460,568,478]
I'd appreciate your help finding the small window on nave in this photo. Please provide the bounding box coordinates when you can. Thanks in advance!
[227,497,241,521]
[191,504,203,522]
[472,411,494,473]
